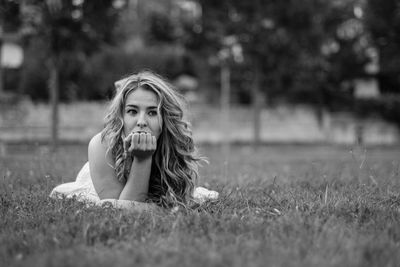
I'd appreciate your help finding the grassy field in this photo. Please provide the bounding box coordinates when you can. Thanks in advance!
[1,143,400,267]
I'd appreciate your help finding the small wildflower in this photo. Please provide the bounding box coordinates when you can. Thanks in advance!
[15,253,23,261]
[273,208,281,215]
[171,206,179,214]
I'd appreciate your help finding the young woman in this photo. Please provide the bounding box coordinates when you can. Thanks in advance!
[50,71,218,209]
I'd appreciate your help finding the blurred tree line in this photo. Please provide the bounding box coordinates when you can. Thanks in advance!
[1,0,400,125]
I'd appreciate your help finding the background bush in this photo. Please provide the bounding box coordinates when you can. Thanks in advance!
[14,44,196,101]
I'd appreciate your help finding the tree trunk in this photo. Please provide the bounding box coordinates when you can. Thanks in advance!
[220,63,231,161]
[0,23,4,95]
[252,60,263,148]
[48,56,59,151]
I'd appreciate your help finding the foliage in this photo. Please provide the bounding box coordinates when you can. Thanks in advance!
[353,96,400,127]
[4,0,400,114]
[2,0,127,101]
[11,43,196,102]
[0,0,20,31]
[81,46,192,100]
[19,0,123,54]
[187,0,370,106]
[1,144,400,266]
[17,38,50,100]
[364,0,400,94]
[146,11,177,43]
[3,0,204,101]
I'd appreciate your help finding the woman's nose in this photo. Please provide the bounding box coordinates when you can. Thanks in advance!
[136,113,147,127]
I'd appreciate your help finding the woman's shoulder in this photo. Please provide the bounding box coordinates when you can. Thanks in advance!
[88,132,115,168]
[88,132,108,156]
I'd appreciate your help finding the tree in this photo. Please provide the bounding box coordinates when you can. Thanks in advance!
[364,0,400,94]
[17,0,128,149]
[186,0,370,144]
[193,0,330,145]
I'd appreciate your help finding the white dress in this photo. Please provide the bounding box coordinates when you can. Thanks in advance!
[50,162,218,210]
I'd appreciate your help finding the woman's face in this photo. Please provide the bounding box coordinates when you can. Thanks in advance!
[123,87,163,139]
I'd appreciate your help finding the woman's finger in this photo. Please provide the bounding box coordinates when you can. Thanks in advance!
[139,133,146,149]
[123,137,128,153]
[123,133,132,152]
[130,133,139,152]
[145,133,151,149]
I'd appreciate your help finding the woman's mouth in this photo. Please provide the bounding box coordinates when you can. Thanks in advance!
[133,130,151,134]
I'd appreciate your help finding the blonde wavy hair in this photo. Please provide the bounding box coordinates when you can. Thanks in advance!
[101,71,203,207]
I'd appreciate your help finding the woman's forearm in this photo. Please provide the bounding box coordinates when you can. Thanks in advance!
[119,157,152,201]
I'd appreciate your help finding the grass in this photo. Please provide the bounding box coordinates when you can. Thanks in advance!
[1,143,400,267]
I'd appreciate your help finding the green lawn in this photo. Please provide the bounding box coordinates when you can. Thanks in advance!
[1,144,400,267]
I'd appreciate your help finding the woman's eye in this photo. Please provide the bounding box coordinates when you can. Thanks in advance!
[148,110,157,116]
[127,109,137,115]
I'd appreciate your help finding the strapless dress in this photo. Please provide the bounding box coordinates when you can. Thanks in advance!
[50,162,218,210]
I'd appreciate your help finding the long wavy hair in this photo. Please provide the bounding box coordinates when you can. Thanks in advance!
[101,71,203,207]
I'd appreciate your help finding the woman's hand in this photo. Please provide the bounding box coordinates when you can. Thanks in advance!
[123,132,157,160]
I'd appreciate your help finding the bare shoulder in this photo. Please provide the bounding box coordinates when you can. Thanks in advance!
[88,132,122,199]
[88,132,112,176]
[89,132,107,155]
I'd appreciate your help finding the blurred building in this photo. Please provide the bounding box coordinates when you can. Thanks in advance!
[0,31,23,100]
[353,78,379,99]
[1,34,23,69]
[173,74,199,102]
